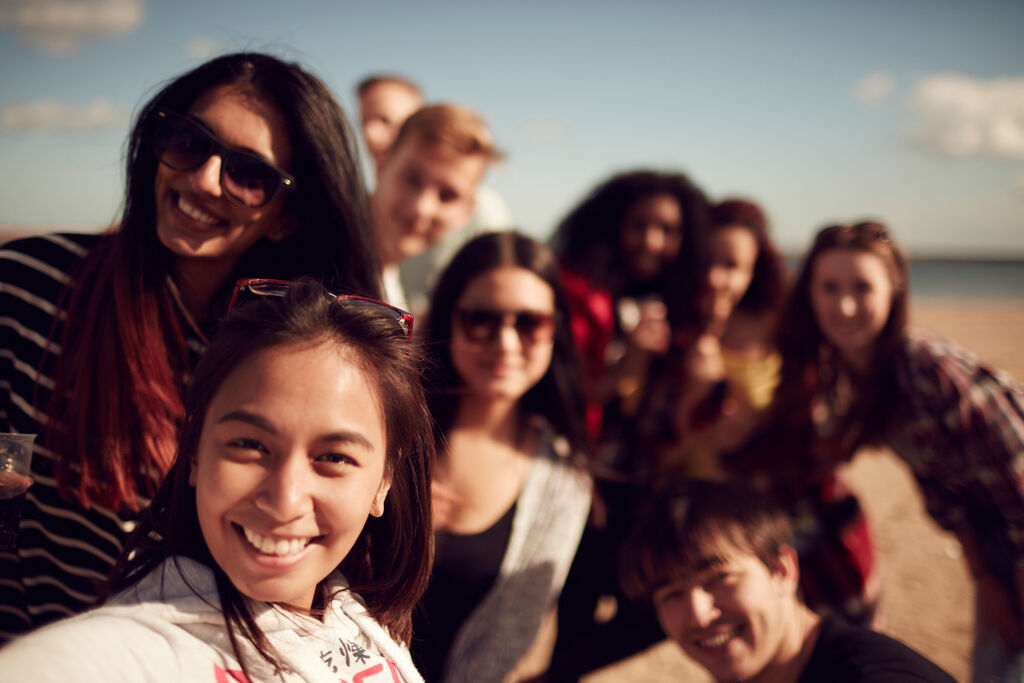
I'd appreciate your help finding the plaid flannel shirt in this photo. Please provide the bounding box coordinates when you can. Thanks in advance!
[891,331,1024,562]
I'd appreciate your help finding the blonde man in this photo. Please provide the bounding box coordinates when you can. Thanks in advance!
[371,104,504,309]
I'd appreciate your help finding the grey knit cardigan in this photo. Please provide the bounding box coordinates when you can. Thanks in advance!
[441,432,592,682]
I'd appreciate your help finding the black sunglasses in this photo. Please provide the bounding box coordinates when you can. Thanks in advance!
[455,308,555,344]
[152,109,296,208]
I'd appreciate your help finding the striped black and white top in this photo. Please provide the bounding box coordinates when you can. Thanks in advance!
[0,233,202,642]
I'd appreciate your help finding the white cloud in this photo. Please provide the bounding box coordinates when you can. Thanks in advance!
[912,73,1024,160]
[185,37,224,61]
[0,0,142,54]
[1,98,127,132]
[855,71,895,107]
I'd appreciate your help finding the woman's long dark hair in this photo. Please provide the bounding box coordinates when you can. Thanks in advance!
[107,280,433,672]
[709,198,789,314]
[773,222,908,458]
[550,169,710,331]
[423,231,589,459]
[44,52,379,512]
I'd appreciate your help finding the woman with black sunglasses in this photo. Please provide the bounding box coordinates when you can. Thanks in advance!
[413,231,592,681]
[0,52,380,642]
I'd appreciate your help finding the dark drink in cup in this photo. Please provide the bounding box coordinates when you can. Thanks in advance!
[0,434,35,551]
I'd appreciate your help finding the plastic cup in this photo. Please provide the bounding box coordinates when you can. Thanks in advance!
[0,433,36,551]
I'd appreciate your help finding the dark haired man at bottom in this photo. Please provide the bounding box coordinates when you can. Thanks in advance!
[621,480,954,682]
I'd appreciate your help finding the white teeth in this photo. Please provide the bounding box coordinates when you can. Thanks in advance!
[241,527,311,556]
[177,195,221,225]
[698,631,735,648]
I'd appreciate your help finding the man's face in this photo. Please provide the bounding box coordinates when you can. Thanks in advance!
[652,533,799,682]
[359,83,422,169]
[372,139,485,266]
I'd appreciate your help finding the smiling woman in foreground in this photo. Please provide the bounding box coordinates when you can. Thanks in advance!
[0,52,380,642]
[0,280,433,682]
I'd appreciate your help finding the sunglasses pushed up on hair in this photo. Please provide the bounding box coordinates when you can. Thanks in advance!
[229,278,415,341]
[153,109,296,209]
[817,222,891,245]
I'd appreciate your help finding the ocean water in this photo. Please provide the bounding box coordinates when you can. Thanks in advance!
[907,259,1024,301]
[785,257,1024,301]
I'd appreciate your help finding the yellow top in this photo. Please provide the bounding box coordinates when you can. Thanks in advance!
[679,350,781,480]
[722,348,781,411]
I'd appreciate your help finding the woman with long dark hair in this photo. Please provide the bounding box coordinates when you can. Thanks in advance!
[550,169,710,458]
[773,222,1024,681]
[543,172,711,679]
[413,231,591,682]
[0,280,433,682]
[0,52,380,641]
[643,197,789,480]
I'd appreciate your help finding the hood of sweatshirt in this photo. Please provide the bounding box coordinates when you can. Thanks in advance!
[104,556,423,683]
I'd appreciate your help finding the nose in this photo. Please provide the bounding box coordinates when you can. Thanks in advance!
[255,452,313,522]
[643,225,666,253]
[685,587,720,629]
[410,189,439,231]
[496,315,523,352]
[839,294,858,317]
[193,154,223,197]
[364,120,389,150]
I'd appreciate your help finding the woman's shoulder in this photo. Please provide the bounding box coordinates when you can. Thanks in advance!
[0,601,190,680]
[2,231,103,258]
[324,574,424,683]
[1,232,106,283]
[898,330,1023,405]
[559,267,613,309]
[531,417,588,468]
[900,329,997,378]
[527,420,593,504]
[109,556,219,606]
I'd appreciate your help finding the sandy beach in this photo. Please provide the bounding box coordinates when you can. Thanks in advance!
[578,300,1024,683]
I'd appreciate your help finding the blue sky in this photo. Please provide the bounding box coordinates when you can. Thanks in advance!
[1,0,1023,256]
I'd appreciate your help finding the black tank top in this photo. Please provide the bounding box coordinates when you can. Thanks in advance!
[411,502,517,681]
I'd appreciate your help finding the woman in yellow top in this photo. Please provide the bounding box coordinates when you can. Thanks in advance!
[655,197,789,479]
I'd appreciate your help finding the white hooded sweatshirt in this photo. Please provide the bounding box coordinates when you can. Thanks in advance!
[0,557,423,683]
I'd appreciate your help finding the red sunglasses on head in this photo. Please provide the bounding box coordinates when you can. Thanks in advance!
[229,278,414,341]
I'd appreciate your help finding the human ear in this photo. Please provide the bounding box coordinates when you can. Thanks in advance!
[370,476,391,518]
[188,458,198,487]
[772,545,801,595]
[267,215,300,243]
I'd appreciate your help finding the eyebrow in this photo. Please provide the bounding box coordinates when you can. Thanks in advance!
[651,555,727,592]
[218,410,276,433]
[216,410,376,451]
[319,431,375,452]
